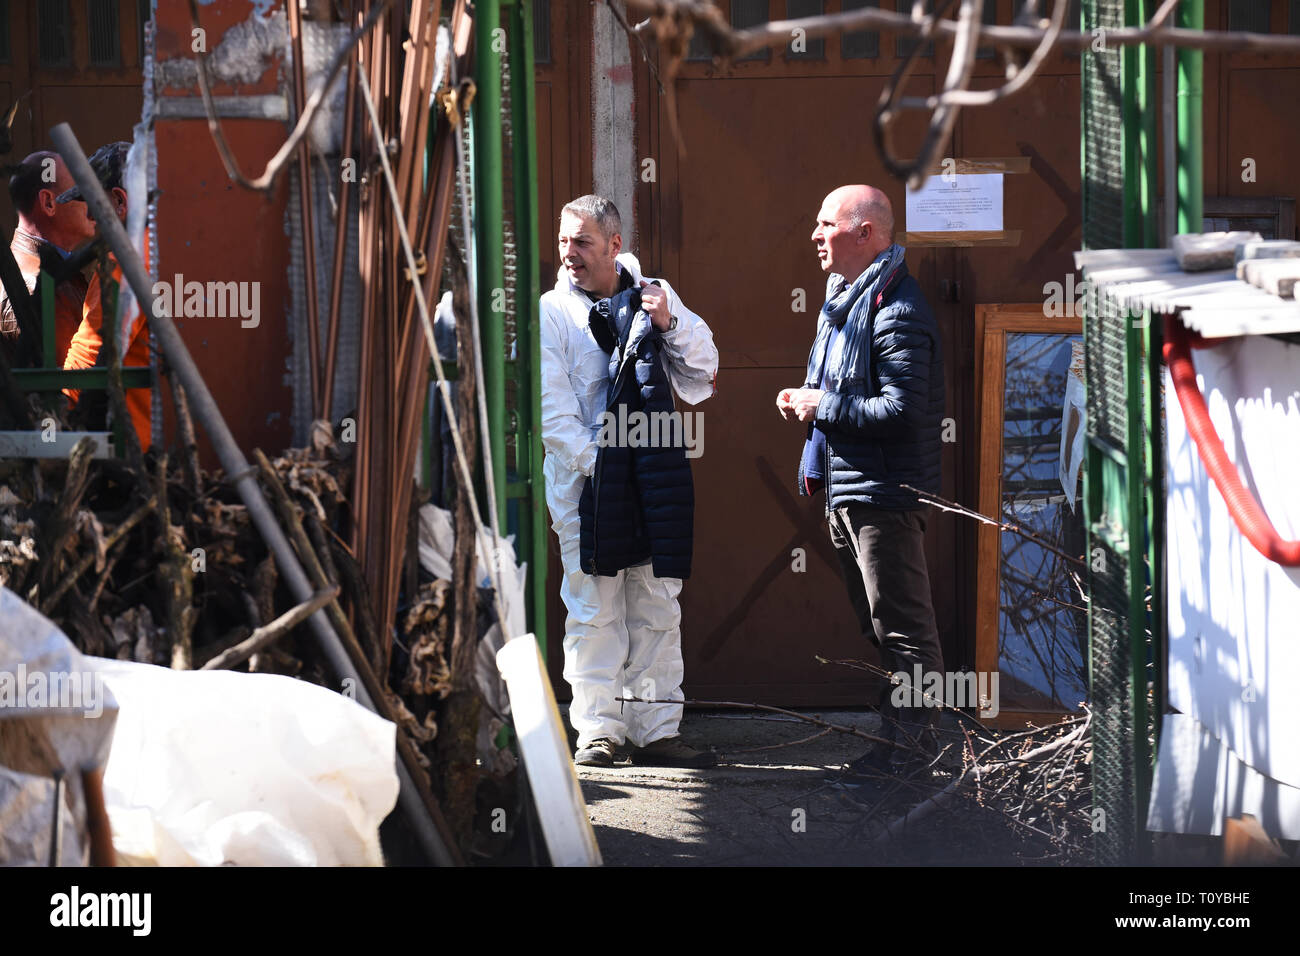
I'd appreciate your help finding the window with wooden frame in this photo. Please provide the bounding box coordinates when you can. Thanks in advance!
[785,0,825,60]
[0,1,10,65]
[533,0,551,64]
[1157,196,1297,245]
[88,0,122,68]
[38,0,73,68]
[841,0,880,60]
[975,304,1086,727]
[138,0,153,63]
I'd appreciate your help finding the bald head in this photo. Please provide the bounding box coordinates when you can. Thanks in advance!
[812,185,895,281]
[9,151,94,250]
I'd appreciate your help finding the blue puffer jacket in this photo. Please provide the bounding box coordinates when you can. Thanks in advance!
[580,285,695,578]
[797,256,944,511]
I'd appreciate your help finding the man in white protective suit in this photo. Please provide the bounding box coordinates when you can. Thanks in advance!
[539,194,719,768]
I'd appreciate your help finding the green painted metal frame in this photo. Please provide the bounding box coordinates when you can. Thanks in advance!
[474,0,508,525]
[12,266,146,457]
[1175,0,1204,235]
[461,0,546,654]
[1082,0,1164,861]
[507,0,548,657]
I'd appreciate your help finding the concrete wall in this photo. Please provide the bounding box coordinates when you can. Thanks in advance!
[590,1,637,253]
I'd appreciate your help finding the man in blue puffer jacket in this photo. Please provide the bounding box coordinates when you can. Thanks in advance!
[777,184,946,784]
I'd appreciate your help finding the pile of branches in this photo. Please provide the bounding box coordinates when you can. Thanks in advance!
[0,425,476,804]
[861,710,1093,864]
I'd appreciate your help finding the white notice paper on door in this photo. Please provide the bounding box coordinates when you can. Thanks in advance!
[905,173,1003,232]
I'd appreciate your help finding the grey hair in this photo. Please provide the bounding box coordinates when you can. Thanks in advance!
[561,194,622,240]
[847,196,894,243]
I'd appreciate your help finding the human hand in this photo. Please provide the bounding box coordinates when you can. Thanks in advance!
[640,281,673,332]
[789,388,824,423]
[776,388,797,420]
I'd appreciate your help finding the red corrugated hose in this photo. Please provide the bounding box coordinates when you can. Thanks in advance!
[1162,314,1300,566]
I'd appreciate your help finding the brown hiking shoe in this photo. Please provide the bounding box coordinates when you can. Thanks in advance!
[574,738,618,767]
[631,735,718,768]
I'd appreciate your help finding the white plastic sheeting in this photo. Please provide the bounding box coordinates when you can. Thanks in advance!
[98,660,398,866]
[0,587,117,866]
[1,587,399,866]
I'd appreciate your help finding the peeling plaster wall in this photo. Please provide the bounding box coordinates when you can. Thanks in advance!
[154,8,349,154]
[154,8,288,89]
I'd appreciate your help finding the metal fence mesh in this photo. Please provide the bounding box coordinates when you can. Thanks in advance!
[1082,0,1139,866]
[1085,293,1139,866]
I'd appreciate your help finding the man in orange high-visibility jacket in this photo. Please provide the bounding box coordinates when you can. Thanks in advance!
[58,142,152,452]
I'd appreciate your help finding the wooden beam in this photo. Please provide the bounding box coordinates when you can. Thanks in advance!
[899,230,1023,248]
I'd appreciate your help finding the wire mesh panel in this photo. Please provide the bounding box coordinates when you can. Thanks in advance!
[1082,0,1142,866]
[1081,0,1125,252]
[500,28,520,475]
[1084,291,1140,865]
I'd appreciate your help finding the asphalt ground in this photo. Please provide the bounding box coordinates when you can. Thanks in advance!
[569,709,1019,866]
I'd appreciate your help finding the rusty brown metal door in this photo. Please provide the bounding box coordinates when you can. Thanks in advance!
[631,31,961,704]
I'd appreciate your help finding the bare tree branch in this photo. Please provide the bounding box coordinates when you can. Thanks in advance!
[186,0,392,194]
[629,0,1300,58]
[627,0,1300,187]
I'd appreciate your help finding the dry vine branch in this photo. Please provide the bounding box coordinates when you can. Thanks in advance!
[728,727,835,755]
[629,0,1300,57]
[896,0,1070,110]
[606,0,665,94]
[625,0,1300,187]
[900,482,1086,569]
[617,695,898,749]
[814,654,996,737]
[871,713,1089,845]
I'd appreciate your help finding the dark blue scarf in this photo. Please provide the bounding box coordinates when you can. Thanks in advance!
[800,243,907,491]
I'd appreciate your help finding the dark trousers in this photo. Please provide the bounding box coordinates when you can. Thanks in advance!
[828,503,944,747]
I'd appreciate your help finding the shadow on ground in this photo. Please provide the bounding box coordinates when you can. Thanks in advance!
[571,710,1061,866]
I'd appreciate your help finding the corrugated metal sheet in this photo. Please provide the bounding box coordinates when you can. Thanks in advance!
[1075,248,1300,337]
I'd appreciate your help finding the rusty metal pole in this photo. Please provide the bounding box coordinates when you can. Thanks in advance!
[321,43,359,423]
[287,0,323,417]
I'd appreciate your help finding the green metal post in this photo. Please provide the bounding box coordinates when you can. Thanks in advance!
[1175,0,1203,234]
[1123,0,1157,247]
[509,0,548,653]
[40,272,55,367]
[1082,0,1163,863]
[474,0,508,523]
[1124,0,1158,854]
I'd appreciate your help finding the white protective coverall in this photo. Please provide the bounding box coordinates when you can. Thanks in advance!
[540,253,718,749]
